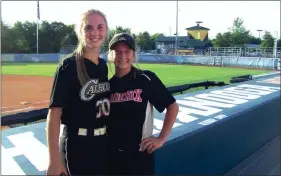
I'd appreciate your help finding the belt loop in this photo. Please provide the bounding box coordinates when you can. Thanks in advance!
[93,126,107,136]
[78,128,87,136]
[94,128,100,136]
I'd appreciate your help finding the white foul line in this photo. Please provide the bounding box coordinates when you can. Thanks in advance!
[33,100,49,104]
[1,100,49,110]
[2,107,35,113]
[253,71,280,79]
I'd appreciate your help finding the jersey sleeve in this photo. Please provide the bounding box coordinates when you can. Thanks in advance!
[146,72,176,113]
[49,61,71,108]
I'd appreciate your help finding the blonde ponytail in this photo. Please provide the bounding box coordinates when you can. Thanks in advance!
[74,43,91,86]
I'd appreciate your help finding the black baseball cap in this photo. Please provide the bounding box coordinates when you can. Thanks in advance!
[109,33,136,51]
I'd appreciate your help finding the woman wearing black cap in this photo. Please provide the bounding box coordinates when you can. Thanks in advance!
[107,33,179,175]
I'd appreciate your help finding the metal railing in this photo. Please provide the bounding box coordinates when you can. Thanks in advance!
[59,45,281,58]
[207,47,281,58]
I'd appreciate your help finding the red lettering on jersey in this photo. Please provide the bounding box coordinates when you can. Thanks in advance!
[134,89,142,102]
[110,94,115,102]
[116,93,121,102]
[110,89,142,103]
[129,91,134,101]
[119,92,124,101]
[111,93,118,103]
[123,91,130,101]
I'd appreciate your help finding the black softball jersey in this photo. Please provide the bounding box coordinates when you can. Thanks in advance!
[108,67,175,175]
[49,54,110,175]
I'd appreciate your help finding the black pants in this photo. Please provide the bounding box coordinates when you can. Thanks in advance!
[109,147,155,175]
[59,133,109,175]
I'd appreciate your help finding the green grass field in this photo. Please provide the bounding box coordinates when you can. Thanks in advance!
[2,62,272,87]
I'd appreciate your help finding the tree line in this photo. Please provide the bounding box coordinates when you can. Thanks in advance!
[1,20,164,54]
[211,17,280,48]
[1,17,280,54]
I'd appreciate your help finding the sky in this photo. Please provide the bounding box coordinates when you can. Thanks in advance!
[1,1,280,39]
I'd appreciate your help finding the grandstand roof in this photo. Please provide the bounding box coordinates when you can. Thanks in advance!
[186,25,210,31]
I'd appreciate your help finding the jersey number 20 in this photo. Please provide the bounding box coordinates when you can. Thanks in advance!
[96,98,110,118]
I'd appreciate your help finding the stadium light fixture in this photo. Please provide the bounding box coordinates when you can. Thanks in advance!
[257,29,263,39]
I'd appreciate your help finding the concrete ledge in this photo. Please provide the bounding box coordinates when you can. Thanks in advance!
[154,74,280,175]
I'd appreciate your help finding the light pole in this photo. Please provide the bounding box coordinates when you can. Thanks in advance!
[257,29,263,39]
[175,0,178,55]
[273,30,278,58]
[37,0,40,55]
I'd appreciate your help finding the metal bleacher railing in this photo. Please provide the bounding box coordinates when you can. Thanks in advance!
[59,45,280,58]
[206,47,281,58]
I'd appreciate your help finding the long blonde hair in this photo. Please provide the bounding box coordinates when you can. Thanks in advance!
[74,9,108,86]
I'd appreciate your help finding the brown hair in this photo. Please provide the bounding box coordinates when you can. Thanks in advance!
[107,33,140,76]
[74,9,108,86]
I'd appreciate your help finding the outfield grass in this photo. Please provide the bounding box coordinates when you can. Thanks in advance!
[2,62,271,87]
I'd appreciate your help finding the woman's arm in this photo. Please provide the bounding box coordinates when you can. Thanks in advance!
[46,107,68,175]
[140,102,179,154]
[46,59,70,175]
[140,71,179,153]
[158,101,179,143]
[46,107,62,164]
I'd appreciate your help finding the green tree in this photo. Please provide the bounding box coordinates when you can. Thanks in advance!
[101,26,133,52]
[229,17,250,46]
[60,24,77,46]
[136,31,154,51]
[50,22,69,52]
[212,32,232,47]
[151,33,164,41]
[12,21,33,53]
[39,21,55,53]
[131,33,137,41]
[115,26,131,34]
[213,17,252,47]
[38,21,70,53]
[1,20,15,53]
[150,33,164,49]
[22,21,37,53]
[260,31,274,47]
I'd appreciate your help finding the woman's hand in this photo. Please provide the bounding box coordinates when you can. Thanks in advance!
[46,161,68,176]
[140,136,165,154]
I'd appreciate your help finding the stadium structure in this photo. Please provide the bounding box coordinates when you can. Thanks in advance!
[155,21,212,55]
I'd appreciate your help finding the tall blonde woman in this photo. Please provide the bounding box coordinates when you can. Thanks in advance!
[46,9,110,175]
